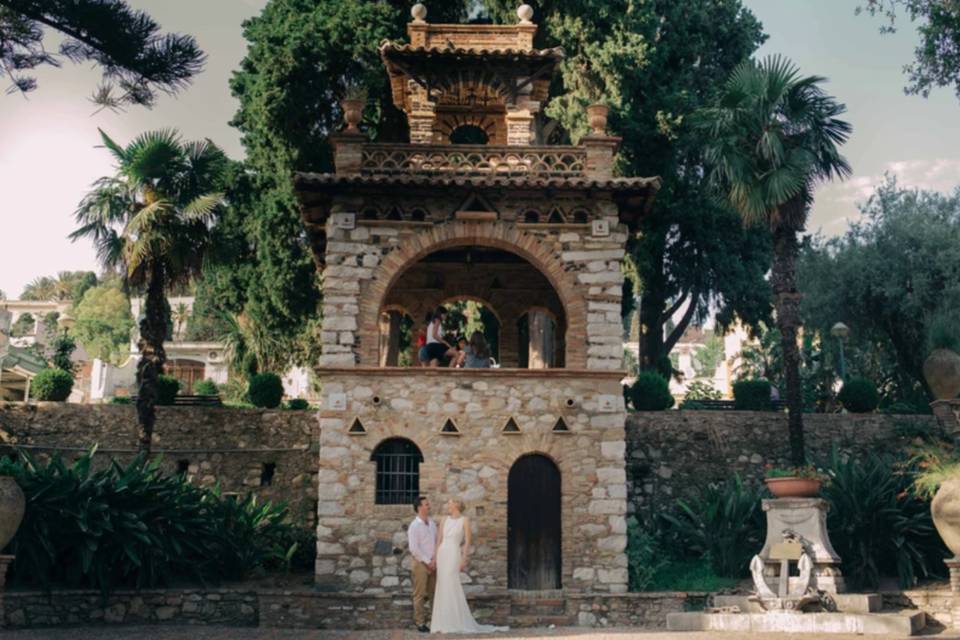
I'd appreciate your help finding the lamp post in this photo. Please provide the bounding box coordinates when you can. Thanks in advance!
[830,322,850,381]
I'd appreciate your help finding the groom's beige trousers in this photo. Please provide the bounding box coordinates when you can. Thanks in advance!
[412,559,437,626]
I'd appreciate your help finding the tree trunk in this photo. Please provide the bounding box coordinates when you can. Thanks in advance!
[771,223,805,466]
[136,265,168,456]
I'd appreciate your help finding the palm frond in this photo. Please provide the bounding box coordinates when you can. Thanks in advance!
[98,129,128,166]
[180,192,224,223]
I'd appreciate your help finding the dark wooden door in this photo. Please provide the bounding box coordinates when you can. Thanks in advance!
[508,454,561,589]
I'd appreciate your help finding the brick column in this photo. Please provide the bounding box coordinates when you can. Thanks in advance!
[331,132,367,175]
[582,135,621,180]
[505,111,534,146]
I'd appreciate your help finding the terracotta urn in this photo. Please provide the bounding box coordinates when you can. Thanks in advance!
[341,98,365,133]
[765,477,821,498]
[587,104,609,136]
[924,348,960,401]
[932,477,960,558]
[0,475,26,550]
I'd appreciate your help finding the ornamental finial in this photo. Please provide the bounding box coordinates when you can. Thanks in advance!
[517,4,534,24]
[411,3,427,23]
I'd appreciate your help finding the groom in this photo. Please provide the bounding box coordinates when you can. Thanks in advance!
[408,496,437,633]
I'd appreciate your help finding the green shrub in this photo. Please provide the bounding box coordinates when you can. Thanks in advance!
[928,311,960,352]
[156,375,180,405]
[684,380,722,401]
[660,475,765,578]
[109,396,132,405]
[733,379,771,411]
[31,368,74,401]
[646,559,738,592]
[285,398,310,411]
[628,372,675,411]
[248,373,283,409]
[821,450,946,589]
[2,449,301,592]
[626,517,667,591]
[837,377,879,413]
[192,379,219,396]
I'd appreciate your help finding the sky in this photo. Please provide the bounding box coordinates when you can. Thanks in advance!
[1,0,959,299]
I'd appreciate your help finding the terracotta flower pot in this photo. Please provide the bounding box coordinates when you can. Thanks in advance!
[0,475,26,550]
[587,104,609,136]
[341,98,365,133]
[924,348,960,401]
[932,477,960,558]
[765,477,821,498]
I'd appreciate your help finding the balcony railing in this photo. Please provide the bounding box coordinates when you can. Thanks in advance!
[359,143,587,179]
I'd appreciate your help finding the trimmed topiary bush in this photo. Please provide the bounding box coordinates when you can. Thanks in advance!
[193,379,219,396]
[733,379,771,411]
[628,371,675,411]
[156,375,180,406]
[837,377,879,413]
[286,398,310,411]
[31,368,74,401]
[248,373,283,409]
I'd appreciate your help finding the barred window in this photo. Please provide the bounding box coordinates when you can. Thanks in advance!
[372,438,423,505]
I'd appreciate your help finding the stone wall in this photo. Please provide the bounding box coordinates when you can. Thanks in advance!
[626,410,938,518]
[314,368,630,595]
[0,403,319,525]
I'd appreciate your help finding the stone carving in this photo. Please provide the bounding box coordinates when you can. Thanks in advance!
[750,531,818,611]
[758,498,845,594]
[361,144,587,178]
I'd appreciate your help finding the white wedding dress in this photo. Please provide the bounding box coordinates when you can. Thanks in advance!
[430,516,508,634]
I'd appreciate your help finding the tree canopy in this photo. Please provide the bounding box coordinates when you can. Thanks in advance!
[859,0,960,99]
[19,271,97,302]
[0,0,204,108]
[71,284,133,363]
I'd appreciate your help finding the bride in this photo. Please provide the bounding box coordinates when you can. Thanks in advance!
[430,498,508,634]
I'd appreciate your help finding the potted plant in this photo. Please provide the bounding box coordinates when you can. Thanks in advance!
[341,84,368,133]
[0,458,26,551]
[913,444,960,558]
[763,464,828,498]
[923,312,960,401]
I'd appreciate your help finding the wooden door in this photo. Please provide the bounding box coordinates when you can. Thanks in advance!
[508,454,561,589]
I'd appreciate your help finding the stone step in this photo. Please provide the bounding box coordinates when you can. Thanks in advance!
[713,593,881,614]
[667,610,926,635]
[508,614,574,628]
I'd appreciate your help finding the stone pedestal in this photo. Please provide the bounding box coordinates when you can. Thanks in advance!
[932,399,960,440]
[945,557,960,593]
[759,498,845,594]
[0,555,13,628]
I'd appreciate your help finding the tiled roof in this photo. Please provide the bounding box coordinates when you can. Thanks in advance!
[295,172,660,193]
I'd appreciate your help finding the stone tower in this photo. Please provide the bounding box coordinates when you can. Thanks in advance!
[295,3,659,596]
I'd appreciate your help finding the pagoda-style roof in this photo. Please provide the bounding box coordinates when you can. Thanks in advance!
[295,171,659,194]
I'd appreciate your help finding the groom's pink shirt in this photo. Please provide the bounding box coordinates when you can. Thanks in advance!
[408,516,437,564]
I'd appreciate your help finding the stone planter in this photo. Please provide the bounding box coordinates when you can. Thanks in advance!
[587,104,609,136]
[341,98,365,133]
[924,348,960,401]
[764,477,821,498]
[932,477,960,558]
[0,475,26,550]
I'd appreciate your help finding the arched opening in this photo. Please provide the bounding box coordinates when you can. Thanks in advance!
[508,454,562,590]
[371,438,424,505]
[380,245,566,368]
[449,124,489,145]
[517,310,564,369]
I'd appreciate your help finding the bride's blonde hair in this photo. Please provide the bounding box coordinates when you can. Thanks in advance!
[450,497,466,512]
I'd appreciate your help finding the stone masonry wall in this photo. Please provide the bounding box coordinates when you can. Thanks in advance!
[0,404,319,526]
[314,369,630,595]
[626,410,938,519]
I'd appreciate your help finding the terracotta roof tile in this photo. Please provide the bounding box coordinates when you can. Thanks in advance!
[379,42,565,60]
[295,172,660,193]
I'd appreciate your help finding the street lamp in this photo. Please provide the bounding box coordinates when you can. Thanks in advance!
[830,322,850,381]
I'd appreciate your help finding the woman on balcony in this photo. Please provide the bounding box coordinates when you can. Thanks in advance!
[460,331,491,369]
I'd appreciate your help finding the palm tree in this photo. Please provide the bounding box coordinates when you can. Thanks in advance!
[700,56,852,465]
[71,129,227,454]
[172,302,190,339]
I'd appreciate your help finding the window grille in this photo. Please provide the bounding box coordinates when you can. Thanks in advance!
[372,438,424,505]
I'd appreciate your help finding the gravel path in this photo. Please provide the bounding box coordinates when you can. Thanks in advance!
[2,628,955,640]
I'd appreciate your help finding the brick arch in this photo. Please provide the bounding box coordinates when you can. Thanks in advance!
[359,221,586,367]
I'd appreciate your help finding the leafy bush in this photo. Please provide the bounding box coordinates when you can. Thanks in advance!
[646,559,738,592]
[248,373,283,409]
[109,396,132,405]
[684,380,721,401]
[31,368,74,401]
[1,449,302,592]
[49,334,77,377]
[628,372,675,411]
[837,377,879,413]
[928,310,960,352]
[626,517,667,591]
[156,375,180,405]
[193,379,219,396]
[660,475,765,578]
[822,450,946,589]
[733,379,771,411]
[285,398,310,411]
